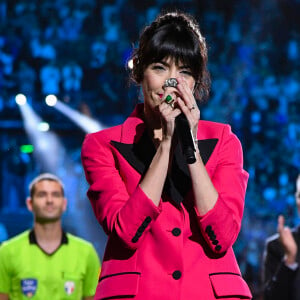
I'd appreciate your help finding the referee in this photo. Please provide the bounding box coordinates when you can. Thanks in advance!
[0,173,101,299]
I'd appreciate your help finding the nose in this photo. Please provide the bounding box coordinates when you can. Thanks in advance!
[46,195,54,204]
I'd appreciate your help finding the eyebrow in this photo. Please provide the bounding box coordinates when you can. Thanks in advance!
[155,61,191,69]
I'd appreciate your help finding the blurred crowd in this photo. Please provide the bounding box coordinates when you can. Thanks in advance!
[0,0,300,298]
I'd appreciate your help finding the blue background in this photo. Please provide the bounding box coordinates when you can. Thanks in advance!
[0,1,300,299]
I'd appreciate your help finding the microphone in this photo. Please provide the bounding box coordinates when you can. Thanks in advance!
[175,113,196,164]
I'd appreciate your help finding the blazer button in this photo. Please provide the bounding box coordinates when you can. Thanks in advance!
[172,270,182,280]
[215,245,222,251]
[172,228,181,236]
[205,225,212,233]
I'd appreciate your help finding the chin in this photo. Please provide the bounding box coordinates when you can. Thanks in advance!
[36,216,61,223]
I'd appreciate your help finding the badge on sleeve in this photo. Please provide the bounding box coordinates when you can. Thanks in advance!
[21,279,38,297]
[64,281,75,295]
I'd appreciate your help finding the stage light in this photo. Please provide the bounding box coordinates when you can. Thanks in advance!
[20,144,34,154]
[45,94,57,106]
[52,100,104,133]
[18,102,64,172]
[37,122,50,132]
[15,94,27,106]
[127,58,133,69]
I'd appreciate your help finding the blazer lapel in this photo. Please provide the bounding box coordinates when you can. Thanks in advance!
[110,105,219,205]
[111,136,219,205]
[111,130,156,175]
[167,138,219,205]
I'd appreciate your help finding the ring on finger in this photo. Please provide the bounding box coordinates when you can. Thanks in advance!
[165,94,175,109]
[165,94,173,104]
[189,105,196,111]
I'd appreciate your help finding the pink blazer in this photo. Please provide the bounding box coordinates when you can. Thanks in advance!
[81,104,252,300]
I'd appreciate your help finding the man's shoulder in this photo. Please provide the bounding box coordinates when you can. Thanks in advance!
[0,230,29,254]
[66,233,95,249]
[1,230,29,247]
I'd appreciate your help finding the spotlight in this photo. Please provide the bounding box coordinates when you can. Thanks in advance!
[15,94,27,106]
[45,94,57,106]
[37,122,50,132]
[127,59,133,69]
[53,100,103,133]
[18,102,63,172]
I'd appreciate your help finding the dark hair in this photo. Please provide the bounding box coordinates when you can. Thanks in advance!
[130,11,210,101]
[29,173,65,199]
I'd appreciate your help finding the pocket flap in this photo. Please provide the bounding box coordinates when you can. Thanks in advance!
[209,272,252,298]
[96,272,140,299]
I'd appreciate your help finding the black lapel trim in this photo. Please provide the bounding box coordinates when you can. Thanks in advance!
[198,139,219,165]
[111,135,218,205]
[111,131,156,175]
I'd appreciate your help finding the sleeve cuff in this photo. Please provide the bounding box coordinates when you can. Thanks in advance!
[283,255,299,271]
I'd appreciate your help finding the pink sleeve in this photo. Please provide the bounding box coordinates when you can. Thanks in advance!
[81,133,162,250]
[195,125,248,253]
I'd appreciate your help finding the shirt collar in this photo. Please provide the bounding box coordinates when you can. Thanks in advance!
[29,229,68,245]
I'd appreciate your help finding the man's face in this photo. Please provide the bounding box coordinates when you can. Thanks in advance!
[27,180,66,223]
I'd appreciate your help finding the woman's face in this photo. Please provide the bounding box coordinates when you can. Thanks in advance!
[141,57,195,114]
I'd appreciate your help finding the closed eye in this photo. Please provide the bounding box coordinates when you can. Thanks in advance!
[151,64,166,71]
[180,70,193,76]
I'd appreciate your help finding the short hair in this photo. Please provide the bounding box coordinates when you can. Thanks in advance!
[29,173,65,198]
[130,10,210,101]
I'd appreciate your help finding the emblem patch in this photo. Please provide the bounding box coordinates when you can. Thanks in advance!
[64,281,75,295]
[21,279,38,297]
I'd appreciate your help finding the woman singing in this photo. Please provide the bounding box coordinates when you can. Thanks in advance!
[81,10,252,300]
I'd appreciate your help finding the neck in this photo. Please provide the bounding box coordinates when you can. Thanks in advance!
[33,221,63,254]
[143,106,163,145]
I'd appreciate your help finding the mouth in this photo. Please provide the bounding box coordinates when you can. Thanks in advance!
[45,207,56,212]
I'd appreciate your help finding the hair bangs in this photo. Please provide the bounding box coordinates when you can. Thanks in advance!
[143,27,202,79]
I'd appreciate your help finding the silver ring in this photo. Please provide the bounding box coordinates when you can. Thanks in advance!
[164,78,178,88]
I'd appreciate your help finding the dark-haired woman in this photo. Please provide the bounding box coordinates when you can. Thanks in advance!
[81,11,252,300]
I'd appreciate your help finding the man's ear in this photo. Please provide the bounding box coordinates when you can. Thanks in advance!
[26,197,33,212]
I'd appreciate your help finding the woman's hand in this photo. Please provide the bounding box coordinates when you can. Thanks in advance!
[278,215,298,265]
[175,77,200,139]
[159,96,181,142]
[160,76,200,141]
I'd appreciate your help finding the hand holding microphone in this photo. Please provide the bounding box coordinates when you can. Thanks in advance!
[164,78,197,164]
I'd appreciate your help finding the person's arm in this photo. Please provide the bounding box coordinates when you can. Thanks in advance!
[277,215,298,266]
[81,101,177,249]
[0,293,9,300]
[81,131,164,250]
[190,124,248,253]
[263,240,297,300]
[263,217,298,300]
[0,245,11,299]
[188,148,218,214]
[174,77,247,253]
